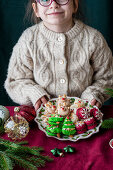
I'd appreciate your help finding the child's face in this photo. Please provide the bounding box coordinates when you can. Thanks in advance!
[32,0,78,31]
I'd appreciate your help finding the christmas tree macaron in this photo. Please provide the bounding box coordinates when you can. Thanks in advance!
[46,115,64,138]
[62,116,76,137]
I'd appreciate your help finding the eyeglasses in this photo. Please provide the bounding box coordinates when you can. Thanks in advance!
[36,0,69,7]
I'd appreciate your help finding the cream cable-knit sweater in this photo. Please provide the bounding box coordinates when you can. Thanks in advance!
[4,20,113,106]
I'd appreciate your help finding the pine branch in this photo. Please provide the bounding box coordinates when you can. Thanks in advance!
[15,141,29,145]
[26,156,46,167]
[101,118,113,128]
[0,151,14,170]
[6,152,37,170]
[31,146,44,152]
[0,138,53,169]
[105,88,113,97]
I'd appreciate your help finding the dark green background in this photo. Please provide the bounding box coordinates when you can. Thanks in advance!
[0,0,113,106]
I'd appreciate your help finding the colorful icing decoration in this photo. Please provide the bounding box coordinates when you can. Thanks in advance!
[57,94,70,107]
[57,105,70,116]
[70,98,85,109]
[45,102,56,114]
[62,116,76,137]
[90,108,102,120]
[46,115,64,137]
[84,117,97,130]
[75,121,87,134]
[76,107,90,119]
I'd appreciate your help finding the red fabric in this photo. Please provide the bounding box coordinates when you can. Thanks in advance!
[1,106,113,170]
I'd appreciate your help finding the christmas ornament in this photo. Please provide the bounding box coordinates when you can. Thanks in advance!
[51,148,64,157]
[14,105,36,122]
[0,105,10,124]
[63,145,75,153]
[109,139,113,149]
[0,138,53,170]
[4,114,29,140]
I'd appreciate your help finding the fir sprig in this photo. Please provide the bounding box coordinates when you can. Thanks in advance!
[101,118,113,129]
[105,88,113,97]
[0,138,53,170]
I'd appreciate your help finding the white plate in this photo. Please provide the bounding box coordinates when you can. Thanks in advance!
[35,97,103,142]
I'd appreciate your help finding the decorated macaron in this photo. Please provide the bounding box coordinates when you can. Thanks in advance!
[84,117,97,130]
[76,107,90,119]
[90,107,103,120]
[75,121,87,134]
[62,116,76,137]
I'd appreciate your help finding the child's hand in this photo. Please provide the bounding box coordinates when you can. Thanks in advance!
[34,96,48,111]
[90,99,101,108]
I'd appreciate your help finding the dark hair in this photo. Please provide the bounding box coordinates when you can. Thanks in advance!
[24,0,84,25]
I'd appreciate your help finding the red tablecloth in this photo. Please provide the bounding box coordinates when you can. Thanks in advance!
[1,106,113,170]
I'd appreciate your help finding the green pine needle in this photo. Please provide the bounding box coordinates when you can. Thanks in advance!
[0,151,14,170]
[0,138,53,170]
[101,118,113,128]
[6,152,37,170]
[105,88,113,97]
[15,141,29,145]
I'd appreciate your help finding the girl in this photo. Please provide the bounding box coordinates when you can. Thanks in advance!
[4,0,113,111]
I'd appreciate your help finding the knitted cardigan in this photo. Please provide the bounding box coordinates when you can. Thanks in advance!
[4,20,113,106]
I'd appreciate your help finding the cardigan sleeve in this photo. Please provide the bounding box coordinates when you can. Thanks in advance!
[4,31,50,106]
[81,31,113,105]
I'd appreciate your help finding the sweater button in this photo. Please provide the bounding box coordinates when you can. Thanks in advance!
[60,79,65,84]
[59,60,64,64]
[58,36,63,42]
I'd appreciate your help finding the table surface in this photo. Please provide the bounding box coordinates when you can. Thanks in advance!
[1,105,113,170]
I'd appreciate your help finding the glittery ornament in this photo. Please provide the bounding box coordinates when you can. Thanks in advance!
[4,114,29,140]
[14,105,36,122]
[64,145,75,153]
[109,139,113,149]
[0,105,10,124]
[51,148,64,157]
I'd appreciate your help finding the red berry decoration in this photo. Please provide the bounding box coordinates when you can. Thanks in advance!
[14,105,36,122]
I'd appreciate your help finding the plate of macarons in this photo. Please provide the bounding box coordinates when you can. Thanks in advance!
[35,95,103,142]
